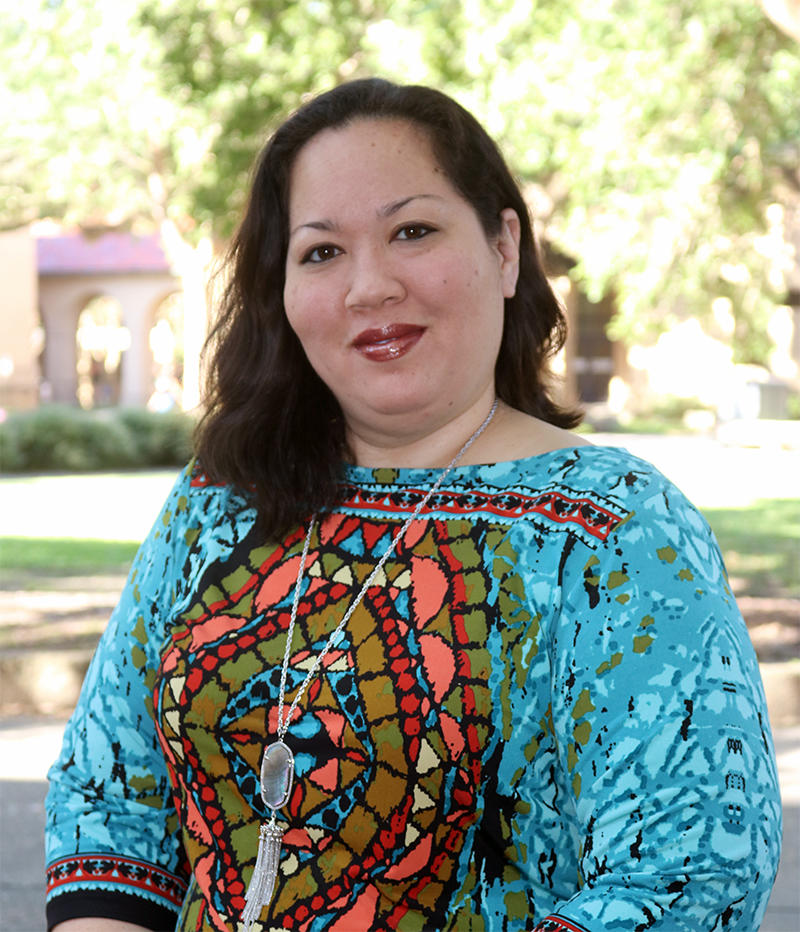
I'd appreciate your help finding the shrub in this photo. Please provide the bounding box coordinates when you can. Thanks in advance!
[0,419,24,472]
[0,406,196,472]
[116,408,194,466]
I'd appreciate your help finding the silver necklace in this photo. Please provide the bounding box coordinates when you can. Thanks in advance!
[242,400,498,929]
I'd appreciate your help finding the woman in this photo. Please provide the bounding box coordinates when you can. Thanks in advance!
[46,78,781,932]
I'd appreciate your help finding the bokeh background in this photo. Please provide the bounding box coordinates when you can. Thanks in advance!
[1,1,798,929]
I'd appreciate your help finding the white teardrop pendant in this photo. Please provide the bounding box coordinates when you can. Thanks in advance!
[260,740,295,809]
[242,742,295,929]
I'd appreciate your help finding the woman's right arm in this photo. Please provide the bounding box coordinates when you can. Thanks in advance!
[45,467,203,931]
[52,920,153,931]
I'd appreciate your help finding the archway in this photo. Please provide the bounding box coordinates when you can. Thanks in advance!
[147,291,184,411]
[75,295,128,408]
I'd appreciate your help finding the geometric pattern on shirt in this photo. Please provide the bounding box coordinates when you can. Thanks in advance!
[154,510,517,931]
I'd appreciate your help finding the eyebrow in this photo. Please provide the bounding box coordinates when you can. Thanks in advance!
[378,193,443,217]
[289,194,444,238]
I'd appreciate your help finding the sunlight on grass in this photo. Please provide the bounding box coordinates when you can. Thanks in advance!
[0,537,139,582]
[703,498,800,600]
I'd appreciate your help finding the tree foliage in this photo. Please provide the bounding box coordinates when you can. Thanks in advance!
[459,0,800,358]
[4,0,799,363]
[0,0,211,239]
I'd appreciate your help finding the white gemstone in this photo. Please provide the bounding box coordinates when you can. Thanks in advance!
[260,741,294,810]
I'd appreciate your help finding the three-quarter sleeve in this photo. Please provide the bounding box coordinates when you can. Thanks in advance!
[534,474,781,931]
[45,466,198,930]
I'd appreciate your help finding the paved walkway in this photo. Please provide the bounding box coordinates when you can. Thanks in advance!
[0,719,797,931]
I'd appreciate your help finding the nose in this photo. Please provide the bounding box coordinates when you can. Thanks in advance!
[344,247,405,311]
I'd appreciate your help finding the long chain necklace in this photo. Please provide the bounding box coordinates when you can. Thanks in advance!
[242,400,498,929]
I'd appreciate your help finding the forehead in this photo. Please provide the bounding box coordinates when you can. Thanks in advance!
[287,118,452,219]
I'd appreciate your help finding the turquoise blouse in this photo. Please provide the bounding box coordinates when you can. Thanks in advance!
[46,446,781,931]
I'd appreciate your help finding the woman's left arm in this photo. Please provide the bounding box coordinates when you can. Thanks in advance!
[539,477,782,931]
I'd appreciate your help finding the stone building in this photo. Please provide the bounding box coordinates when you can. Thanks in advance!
[1,228,180,412]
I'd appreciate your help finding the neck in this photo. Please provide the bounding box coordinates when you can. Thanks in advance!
[345,393,500,469]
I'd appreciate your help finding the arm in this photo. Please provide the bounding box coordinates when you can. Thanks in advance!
[45,467,199,931]
[538,476,781,930]
[52,921,152,932]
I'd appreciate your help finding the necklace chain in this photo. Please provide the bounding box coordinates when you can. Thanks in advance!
[275,399,498,741]
[244,400,499,928]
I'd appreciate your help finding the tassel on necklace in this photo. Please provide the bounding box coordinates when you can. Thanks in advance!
[240,403,499,929]
[242,815,285,931]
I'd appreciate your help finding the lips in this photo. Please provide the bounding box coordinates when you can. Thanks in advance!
[351,323,425,361]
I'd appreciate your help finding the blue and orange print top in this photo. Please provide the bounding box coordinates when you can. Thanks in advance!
[45,446,781,931]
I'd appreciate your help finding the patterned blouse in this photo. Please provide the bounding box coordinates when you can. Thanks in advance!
[45,446,781,931]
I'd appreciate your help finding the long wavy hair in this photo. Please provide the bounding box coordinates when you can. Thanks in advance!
[195,78,580,539]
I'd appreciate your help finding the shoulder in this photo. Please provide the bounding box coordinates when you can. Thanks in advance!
[480,442,680,507]
[477,407,695,517]
[123,460,262,612]
[539,446,724,588]
[182,458,254,506]
[154,459,258,545]
[470,405,589,463]
[485,443,709,554]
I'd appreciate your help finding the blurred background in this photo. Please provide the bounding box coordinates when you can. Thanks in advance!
[0,0,798,929]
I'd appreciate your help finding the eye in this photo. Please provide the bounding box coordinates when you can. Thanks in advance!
[301,243,342,264]
[394,223,434,242]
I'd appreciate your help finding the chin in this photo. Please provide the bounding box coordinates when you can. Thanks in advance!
[346,391,438,422]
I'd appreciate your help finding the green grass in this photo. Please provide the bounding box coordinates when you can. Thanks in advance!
[579,417,687,436]
[703,498,800,600]
[0,537,139,589]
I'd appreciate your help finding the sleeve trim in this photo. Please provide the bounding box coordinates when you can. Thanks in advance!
[47,853,187,909]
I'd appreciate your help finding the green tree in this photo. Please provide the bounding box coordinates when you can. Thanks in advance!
[2,1,183,230]
[1,0,218,406]
[138,0,800,363]
[135,0,473,232]
[4,0,799,366]
[435,1,799,360]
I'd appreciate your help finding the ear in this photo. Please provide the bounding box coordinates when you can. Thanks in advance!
[495,208,521,298]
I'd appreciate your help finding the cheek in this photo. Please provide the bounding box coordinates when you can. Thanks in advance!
[283,282,316,342]
[282,278,297,322]
[416,251,471,300]
[436,246,491,293]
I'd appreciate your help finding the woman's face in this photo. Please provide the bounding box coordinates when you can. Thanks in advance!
[283,118,520,450]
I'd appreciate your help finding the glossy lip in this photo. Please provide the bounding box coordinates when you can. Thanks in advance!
[351,323,425,361]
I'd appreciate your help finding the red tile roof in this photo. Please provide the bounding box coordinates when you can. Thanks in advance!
[37,232,171,275]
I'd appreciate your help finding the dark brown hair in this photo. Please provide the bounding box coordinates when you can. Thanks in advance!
[195,77,580,539]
